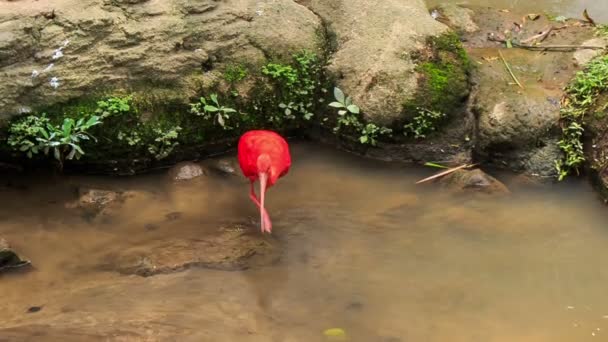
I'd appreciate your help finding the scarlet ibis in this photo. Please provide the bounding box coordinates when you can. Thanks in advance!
[237,130,291,233]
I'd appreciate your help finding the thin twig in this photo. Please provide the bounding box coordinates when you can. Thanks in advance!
[488,36,605,50]
[415,164,477,184]
[520,26,553,44]
[498,50,524,89]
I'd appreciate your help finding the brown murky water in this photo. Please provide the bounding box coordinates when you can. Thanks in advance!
[427,0,608,23]
[1,142,608,341]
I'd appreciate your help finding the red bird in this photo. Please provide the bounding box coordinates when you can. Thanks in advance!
[238,130,291,233]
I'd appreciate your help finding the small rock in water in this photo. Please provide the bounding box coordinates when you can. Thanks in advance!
[26,306,42,313]
[168,162,207,181]
[437,169,510,195]
[0,238,31,273]
[165,211,182,221]
[346,301,363,311]
[144,223,159,231]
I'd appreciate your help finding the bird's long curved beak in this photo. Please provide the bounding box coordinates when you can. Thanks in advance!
[258,172,272,233]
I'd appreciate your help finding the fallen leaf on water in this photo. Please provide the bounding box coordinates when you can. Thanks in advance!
[528,13,541,20]
[324,328,347,340]
[583,8,597,27]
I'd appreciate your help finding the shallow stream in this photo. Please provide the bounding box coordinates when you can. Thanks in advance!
[427,0,608,23]
[1,142,608,341]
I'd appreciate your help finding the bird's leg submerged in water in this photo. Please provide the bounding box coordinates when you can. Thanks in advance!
[249,176,272,233]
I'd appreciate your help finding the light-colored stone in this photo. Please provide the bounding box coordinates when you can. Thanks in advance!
[573,38,608,66]
[434,4,479,33]
[302,0,448,125]
[0,0,322,119]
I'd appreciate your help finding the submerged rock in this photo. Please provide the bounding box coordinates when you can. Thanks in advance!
[65,188,124,219]
[109,229,280,276]
[438,169,510,195]
[0,238,31,273]
[204,157,238,176]
[168,162,207,181]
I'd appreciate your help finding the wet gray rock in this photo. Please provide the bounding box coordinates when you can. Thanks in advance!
[0,238,31,273]
[433,4,479,34]
[204,157,239,176]
[573,38,608,66]
[168,162,207,181]
[109,230,280,276]
[438,169,510,195]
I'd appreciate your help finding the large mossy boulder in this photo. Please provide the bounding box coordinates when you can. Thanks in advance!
[0,0,322,118]
[302,0,469,126]
[300,0,474,164]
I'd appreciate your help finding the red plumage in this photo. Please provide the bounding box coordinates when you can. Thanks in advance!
[237,130,291,233]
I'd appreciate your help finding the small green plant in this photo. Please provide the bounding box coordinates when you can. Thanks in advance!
[403,108,447,139]
[117,130,142,146]
[328,87,391,146]
[190,94,237,130]
[262,63,298,86]
[223,64,248,83]
[8,114,101,169]
[262,51,321,122]
[556,55,608,180]
[360,123,392,145]
[329,87,360,115]
[7,115,51,158]
[147,125,182,160]
[595,25,608,37]
[95,96,132,118]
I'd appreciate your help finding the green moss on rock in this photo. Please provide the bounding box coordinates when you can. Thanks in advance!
[403,32,471,133]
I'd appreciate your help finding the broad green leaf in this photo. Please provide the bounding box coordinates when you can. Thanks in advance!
[285,108,292,115]
[210,94,219,104]
[333,87,345,104]
[279,103,287,109]
[73,144,84,154]
[217,114,225,127]
[329,102,344,108]
[67,147,76,160]
[204,105,219,112]
[360,135,368,144]
[345,97,352,107]
[338,110,347,116]
[347,105,359,114]
[222,108,237,113]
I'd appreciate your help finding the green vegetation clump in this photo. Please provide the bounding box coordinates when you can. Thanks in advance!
[4,50,328,170]
[329,87,392,146]
[403,32,471,138]
[8,113,101,169]
[556,55,608,180]
[404,108,447,139]
[260,50,322,123]
[223,64,248,84]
